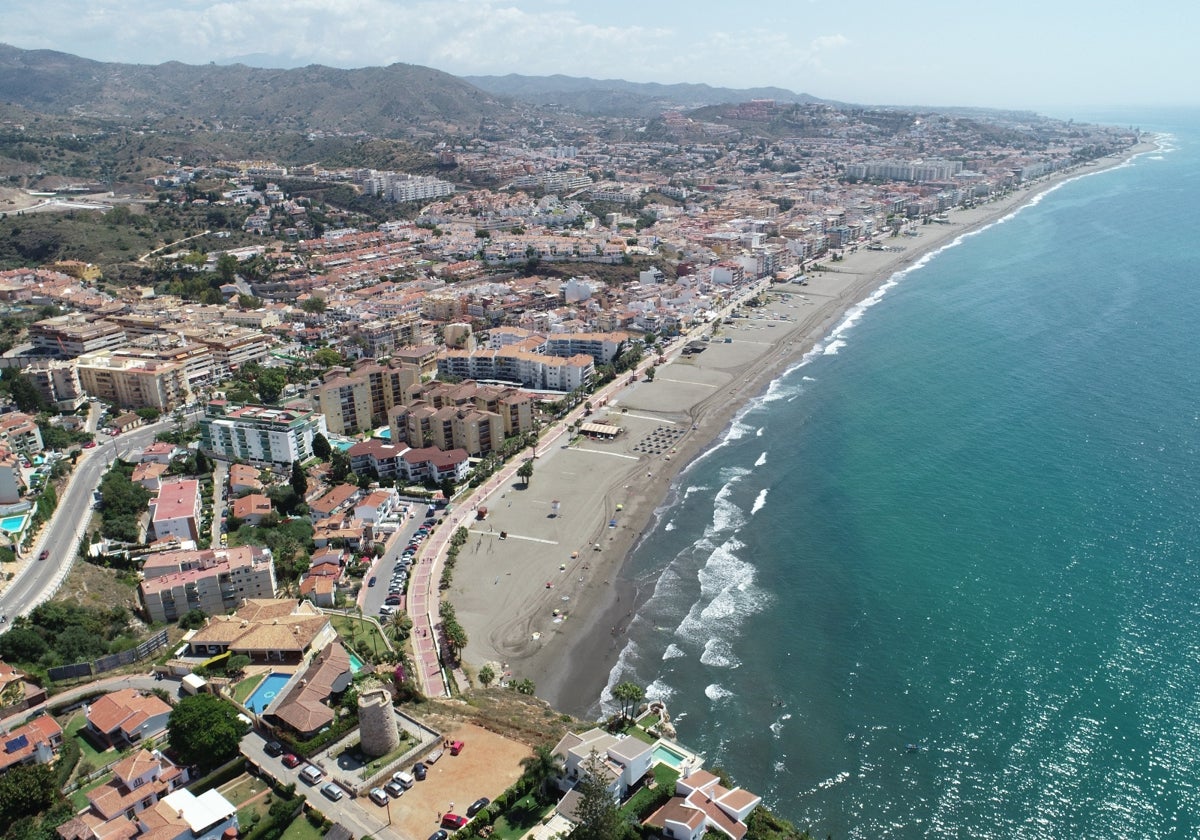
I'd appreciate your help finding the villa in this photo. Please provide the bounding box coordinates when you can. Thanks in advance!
[186,598,335,665]
[551,727,653,799]
[84,688,172,750]
[643,769,762,840]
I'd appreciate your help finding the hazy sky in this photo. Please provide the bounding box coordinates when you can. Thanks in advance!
[2,0,1194,116]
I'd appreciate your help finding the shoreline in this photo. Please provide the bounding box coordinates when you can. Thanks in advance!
[447,139,1157,718]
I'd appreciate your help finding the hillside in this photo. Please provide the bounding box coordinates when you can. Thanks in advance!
[0,44,513,137]
[463,73,830,117]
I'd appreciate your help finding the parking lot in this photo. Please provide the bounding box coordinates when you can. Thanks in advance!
[382,722,532,839]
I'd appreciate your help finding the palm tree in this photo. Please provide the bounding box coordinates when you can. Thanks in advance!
[613,681,645,725]
[520,744,566,803]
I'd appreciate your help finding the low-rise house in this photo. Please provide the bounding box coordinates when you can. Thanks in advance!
[552,727,654,799]
[186,599,335,665]
[311,516,364,550]
[230,492,273,526]
[644,769,762,840]
[112,412,145,434]
[228,463,264,494]
[401,446,470,485]
[0,412,43,456]
[354,488,400,524]
[0,715,62,775]
[131,460,170,490]
[310,483,359,519]
[84,688,172,750]
[149,479,202,543]
[265,642,354,738]
[138,441,180,464]
[56,749,193,840]
[0,660,47,711]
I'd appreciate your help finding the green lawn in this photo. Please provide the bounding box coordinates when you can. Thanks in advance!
[620,764,679,819]
[490,794,555,840]
[233,672,267,705]
[338,737,414,779]
[70,771,113,811]
[65,713,114,764]
[329,614,389,662]
[281,813,326,840]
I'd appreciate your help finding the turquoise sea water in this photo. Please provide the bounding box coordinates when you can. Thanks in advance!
[603,111,1200,838]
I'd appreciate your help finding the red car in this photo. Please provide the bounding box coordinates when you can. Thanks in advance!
[38,550,49,561]
[282,754,302,768]
[440,814,468,830]
[82,441,97,449]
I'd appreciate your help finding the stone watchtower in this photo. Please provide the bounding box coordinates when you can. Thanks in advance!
[357,683,400,757]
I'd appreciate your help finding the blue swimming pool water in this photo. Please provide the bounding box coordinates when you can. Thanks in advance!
[245,672,291,714]
[651,743,686,769]
[348,652,366,673]
[0,515,26,534]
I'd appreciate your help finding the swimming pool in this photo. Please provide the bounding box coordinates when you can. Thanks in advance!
[348,652,366,673]
[651,743,687,769]
[0,515,27,534]
[245,672,291,714]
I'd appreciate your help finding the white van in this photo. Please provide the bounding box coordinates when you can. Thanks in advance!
[392,770,415,789]
[300,765,324,785]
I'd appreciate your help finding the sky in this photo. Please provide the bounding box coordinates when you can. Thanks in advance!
[1,0,1195,116]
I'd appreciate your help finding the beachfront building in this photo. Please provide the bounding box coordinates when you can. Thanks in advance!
[552,728,654,799]
[140,545,278,623]
[437,346,593,392]
[148,479,202,543]
[199,401,327,467]
[400,446,471,485]
[643,770,763,840]
[76,351,189,411]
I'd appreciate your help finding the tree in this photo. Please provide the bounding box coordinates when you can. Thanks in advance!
[519,744,565,803]
[311,347,342,368]
[0,763,58,824]
[478,664,495,686]
[330,449,351,483]
[5,373,46,414]
[178,609,207,630]
[194,449,211,475]
[167,694,250,773]
[300,295,326,314]
[517,459,534,487]
[311,432,332,461]
[572,750,626,840]
[216,253,239,284]
[0,627,48,664]
[256,367,287,403]
[290,461,308,499]
[439,477,455,501]
[612,681,645,725]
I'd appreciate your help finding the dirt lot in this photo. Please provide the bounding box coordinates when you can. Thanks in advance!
[385,722,532,839]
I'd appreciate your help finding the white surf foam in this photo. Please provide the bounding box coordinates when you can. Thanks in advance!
[756,427,764,437]
[662,643,686,660]
[754,452,767,467]
[700,636,741,669]
[750,488,768,515]
[705,683,733,701]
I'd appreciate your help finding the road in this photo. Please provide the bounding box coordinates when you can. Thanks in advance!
[357,502,429,620]
[0,409,201,627]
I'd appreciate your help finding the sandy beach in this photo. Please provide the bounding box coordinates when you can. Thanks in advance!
[447,141,1156,717]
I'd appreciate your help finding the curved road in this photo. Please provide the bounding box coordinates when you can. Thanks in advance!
[0,411,199,627]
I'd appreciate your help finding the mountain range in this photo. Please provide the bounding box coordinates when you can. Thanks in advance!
[0,43,834,134]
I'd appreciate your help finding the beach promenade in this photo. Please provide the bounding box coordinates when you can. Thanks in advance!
[408,144,1155,713]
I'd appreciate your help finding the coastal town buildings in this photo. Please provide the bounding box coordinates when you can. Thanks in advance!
[140,545,278,623]
[199,401,327,466]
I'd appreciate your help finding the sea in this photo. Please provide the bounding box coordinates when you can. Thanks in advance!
[600,109,1200,839]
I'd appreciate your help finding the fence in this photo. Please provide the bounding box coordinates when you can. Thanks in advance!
[48,628,170,682]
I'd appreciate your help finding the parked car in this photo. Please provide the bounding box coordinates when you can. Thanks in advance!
[449,740,465,756]
[321,783,343,801]
[282,754,302,768]
[466,797,490,817]
[264,741,284,757]
[427,832,448,840]
[412,762,427,781]
[38,550,48,561]
[385,595,402,606]
[384,781,405,798]
[368,576,377,587]
[82,441,96,449]
[392,770,416,789]
[441,814,468,830]
[368,787,389,806]
[300,765,324,784]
